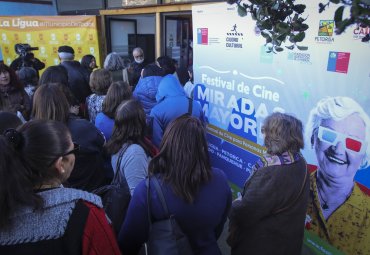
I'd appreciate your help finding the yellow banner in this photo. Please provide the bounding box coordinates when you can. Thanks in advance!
[0,16,100,71]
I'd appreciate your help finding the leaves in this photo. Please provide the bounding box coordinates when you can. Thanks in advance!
[293,32,306,42]
[334,6,345,24]
[297,45,308,51]
[293,4,306,14]
[237,4,248,17]
[227,0,311,52]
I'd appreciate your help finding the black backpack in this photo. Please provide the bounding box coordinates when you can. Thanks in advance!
[93,145,131,234]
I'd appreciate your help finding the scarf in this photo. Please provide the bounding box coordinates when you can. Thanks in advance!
[242,151,303,194]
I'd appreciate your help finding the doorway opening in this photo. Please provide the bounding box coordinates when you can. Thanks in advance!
[163,12,192,71]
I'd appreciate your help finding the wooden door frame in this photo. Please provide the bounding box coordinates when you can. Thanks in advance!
[99,4,193,61]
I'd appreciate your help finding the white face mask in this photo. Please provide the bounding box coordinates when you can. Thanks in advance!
[135,58,144,64]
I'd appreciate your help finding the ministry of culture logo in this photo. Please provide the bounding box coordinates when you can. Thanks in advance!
[226,24,244,49]
[315,20,335,43]
[197,28,208,45]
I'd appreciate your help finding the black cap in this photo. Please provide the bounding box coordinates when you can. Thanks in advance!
[58,45,74,54]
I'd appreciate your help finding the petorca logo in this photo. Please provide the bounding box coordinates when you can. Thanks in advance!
[315,20,335,43]
[197,28,208,45]
[318,20,334,36]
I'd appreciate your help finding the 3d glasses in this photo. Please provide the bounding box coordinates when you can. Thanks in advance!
[318,126,366,154]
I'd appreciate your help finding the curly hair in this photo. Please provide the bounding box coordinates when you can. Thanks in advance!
[262,112,304,155]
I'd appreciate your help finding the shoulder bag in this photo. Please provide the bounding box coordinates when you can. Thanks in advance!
[145,175,193,255]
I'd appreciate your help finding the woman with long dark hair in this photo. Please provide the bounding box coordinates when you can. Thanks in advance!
[105,99,157,195]
[0,120,120,254]
[118,115,231,255]
[95,81,132,140]
[32,83,106,192]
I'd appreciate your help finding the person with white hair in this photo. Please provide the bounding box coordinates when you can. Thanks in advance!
[305,96,370,255]
[103,52,128,83]
[131,47,147,88]
[58,45,91,105]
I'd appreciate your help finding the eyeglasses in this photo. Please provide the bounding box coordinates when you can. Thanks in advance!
[62,142,80,157]
[134,54,144,59]
[317,126,366,154]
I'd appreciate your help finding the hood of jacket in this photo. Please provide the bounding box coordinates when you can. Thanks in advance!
[155,74,186,103]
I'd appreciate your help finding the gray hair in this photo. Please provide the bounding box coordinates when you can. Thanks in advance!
[305,96,370,168]
[103,52,126,71]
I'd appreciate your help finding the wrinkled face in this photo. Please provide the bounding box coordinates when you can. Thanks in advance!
[133,49,144,64]
[314,113,367,183]
[0,70,10,86]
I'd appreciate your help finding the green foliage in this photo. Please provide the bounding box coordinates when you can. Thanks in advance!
[227,0,370,53]
[226,0,309,53]
[319,0,370,42]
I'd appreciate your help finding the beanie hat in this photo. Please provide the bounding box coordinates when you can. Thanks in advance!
[58,45,74,54]
[58,46,74,60]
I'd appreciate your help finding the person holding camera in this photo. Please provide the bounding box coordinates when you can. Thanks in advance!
[10,44,45,76]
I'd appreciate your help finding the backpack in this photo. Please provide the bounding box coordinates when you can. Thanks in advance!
[145,175,193,255]
[92,145,131,234]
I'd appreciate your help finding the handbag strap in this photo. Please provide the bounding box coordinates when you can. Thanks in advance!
[273,161,308,214]
[146,175,170,226]
[112,143,129,181]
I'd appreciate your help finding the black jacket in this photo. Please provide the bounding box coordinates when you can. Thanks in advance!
[60,61,91,104]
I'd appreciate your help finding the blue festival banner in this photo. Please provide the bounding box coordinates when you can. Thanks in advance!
[192,1,370,254]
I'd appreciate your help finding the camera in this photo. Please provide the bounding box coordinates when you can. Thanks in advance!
[14,43,39,57]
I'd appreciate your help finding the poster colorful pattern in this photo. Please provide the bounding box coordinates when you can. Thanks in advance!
[192,2,370,254]
[0,16,100,71]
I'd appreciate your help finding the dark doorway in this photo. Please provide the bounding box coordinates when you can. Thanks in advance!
[163,15,192,70]
[128,34,155,64]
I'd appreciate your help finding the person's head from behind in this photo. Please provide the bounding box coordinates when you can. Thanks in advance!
[39,65,69,87]
[89,68,112,95]
[149,115,211,203]
[32,83,70,123]
[156,56,176,76]
[105,99,146,155]
[103,52,125,71]
[81,54,97,70]
[262,112,304,155]
[0,111,22,133]
[306,96,370,181]
[103,81,132,119]
[0,120,76,228]
[17,67,38,87]
[57,45,75,62]
[0,63,21,89]
[142,63,164,78]
[132,47,144,64]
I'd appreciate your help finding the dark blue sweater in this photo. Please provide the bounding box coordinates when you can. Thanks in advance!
[118,168,232,255]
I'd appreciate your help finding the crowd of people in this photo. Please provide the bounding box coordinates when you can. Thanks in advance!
[0,43,368,255]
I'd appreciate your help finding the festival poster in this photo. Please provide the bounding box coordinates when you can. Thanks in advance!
[0,16,100,73]
[193,1,370,254]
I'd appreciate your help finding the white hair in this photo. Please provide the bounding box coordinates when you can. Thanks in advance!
[305,96,370,168]
[58,52,74,61]
[103,52,126,71]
